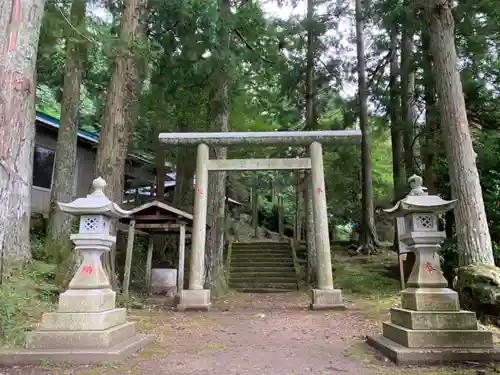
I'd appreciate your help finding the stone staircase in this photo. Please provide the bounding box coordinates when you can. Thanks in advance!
[229,241,298,293]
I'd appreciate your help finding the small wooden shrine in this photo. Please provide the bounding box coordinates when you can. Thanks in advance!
[119,200,194,297]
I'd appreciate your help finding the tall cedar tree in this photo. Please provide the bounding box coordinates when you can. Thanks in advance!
[0,0,46,261]
[423,0,495,265]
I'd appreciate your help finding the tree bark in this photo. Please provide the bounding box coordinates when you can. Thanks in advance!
[47,0,87,258]
[355,0,378,253]
[155,128,166,200]
[294,171,303,241]
[389,25,404,201]
[421,27,438,195]
[389,24,404,252]
[173,149,195,212]
[251,184,258,237]
[401,22,417,178]
[205,0,230,291]
[0,0,45,262]
[305,0,317,277]
[94,0,147,285]
[305,175,316,284]
[424,0,495,266]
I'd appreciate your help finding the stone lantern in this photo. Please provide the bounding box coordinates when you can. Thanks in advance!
[58,177,128,293]
[0,177,152,365]
[367,175,499,365]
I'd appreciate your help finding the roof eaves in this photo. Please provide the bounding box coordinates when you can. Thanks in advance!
[36,111,154,166]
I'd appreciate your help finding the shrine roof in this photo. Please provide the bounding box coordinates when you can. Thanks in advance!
[121,200,193,223]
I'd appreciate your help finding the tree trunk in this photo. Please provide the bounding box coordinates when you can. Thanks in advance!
[305,176,316,284]
[424,0,495,266]
[305,0,317,278]
[47,0,87,264]
[401,23,417,178]
[389,24,404,252]
[94,0,146,286]
[278,195,284,237]
[294,171,303,241]
[251,185,258,237]
[155,129,165,200]
[356,0,378,253]
[173,157,195,211]
[205,0,230,292]
[173,122,195,211]
[0,0,45,263]
[421,27,438,195]
[305,0,315,131]
[389,25,404,201]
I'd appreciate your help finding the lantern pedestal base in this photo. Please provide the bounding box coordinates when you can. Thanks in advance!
[58,288,117,313]
[367,335,500,366]
[382,322,493,348]
[39,308,127,331]
[0,286,153,365]
[309,289,345,310]
[368,287,496,365]
[0,334,153,365]
[401,287,460,311]
[176,289,211,311]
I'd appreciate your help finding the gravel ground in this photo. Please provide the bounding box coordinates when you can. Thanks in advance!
[0,292,496,375]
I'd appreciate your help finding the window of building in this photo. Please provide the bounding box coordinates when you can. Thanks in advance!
[33,145,55,189]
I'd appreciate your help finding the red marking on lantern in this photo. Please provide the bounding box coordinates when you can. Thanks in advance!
[316,187,322,193]
[81,264,93,274]
[424,262,434,273]
[196,187,204,196]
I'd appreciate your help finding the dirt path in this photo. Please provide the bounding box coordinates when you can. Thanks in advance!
[1,292,495,375]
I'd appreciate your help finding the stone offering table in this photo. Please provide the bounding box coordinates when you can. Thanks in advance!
[0,178,153,365]
[367,175,500,365]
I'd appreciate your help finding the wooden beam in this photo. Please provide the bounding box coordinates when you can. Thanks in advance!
[129,214,179,221]
[122,220,136,298]
[145,235,154,293]
[178,223,186,294]
[207,158,311,171]
[135,223,182,230]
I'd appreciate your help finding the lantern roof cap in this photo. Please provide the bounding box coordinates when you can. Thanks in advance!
[57,177,130,218]
[384,175,456,217]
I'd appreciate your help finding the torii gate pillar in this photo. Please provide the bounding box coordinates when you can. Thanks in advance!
[309,141,343,309]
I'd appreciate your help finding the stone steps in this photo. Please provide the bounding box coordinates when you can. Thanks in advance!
[229,241,298,292]
[231,266,295,273]
[231,250,290,255]
[229,282,298,290]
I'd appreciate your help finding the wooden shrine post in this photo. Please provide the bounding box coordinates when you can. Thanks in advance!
[123,220,136,297]
[178,222,186,294]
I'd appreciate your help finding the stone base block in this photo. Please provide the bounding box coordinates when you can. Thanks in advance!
[310,289,345,310]
[177,289,211,311]
[389,308,478,330]
[58,289,116,313]
[40,308,126,331]
[26,322,136,350]
[383,322,493,348]
[402,288,460,311]
[367,334,500,366]
[0,334,153,366]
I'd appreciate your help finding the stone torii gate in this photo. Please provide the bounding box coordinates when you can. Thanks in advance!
[159,130,362,311]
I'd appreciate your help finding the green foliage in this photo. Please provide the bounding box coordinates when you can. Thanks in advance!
[0,262,57,348]
[440,238,460,284]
